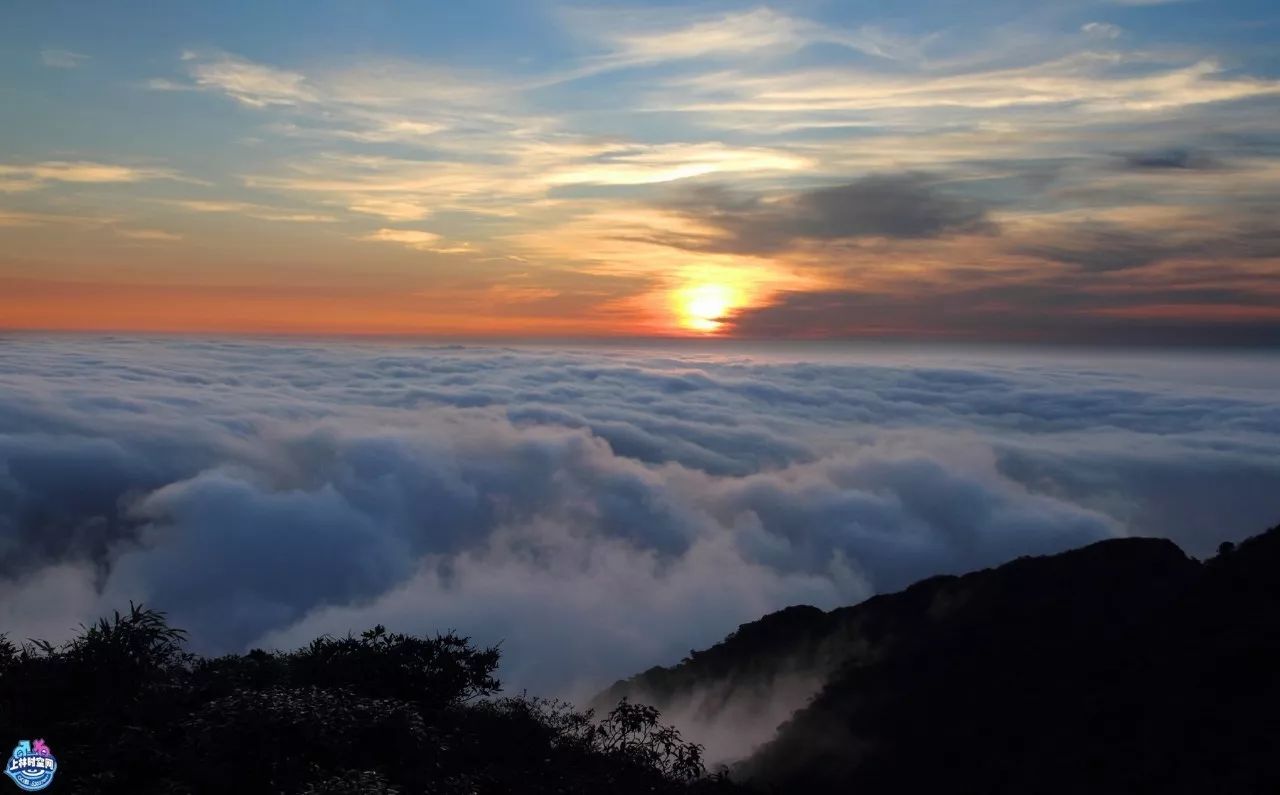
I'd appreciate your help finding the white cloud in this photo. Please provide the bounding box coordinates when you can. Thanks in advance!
[356,227,467,252]
[662,54,1280,119]
[186,52,316,107]
[117,227,182,241]
[545,142,812,186]
[0,209,112,227]
[347,198,433,221]
[40,49,89,69]
[1082,22,1123,39]
[162,50,511,137]
[0,161,181,192]
[172,199,337,223]
[609,8,810,62]
[555,7,928,84]
[0,338,1276,699]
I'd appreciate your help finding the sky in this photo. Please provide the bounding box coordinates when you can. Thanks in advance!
[1,0,1278,341]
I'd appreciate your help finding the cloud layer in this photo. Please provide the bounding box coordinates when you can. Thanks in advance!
[1,337,1278,696]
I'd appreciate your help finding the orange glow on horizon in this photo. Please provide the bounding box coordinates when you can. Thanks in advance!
[0,279,634,337]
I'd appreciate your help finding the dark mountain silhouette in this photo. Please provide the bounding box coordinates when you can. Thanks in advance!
[602,524,1280,794]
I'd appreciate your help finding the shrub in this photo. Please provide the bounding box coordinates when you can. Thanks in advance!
[0,607,744,794]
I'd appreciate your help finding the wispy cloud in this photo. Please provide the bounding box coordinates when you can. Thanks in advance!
[0,161,182,192]
[1081,22,1123,39]
[117,227,183,242]
[172,199,337,223]
[543,142,812,186]
[241,138,811,222]
[550,7,930,86]
[183,50,316,107]
[161,50,515,143]
[0,209,114,228]
[40,49,89,69]
[346,198,434,221]
[357,227,471,253]
[599,8,811,63]
[660,55,1280,119]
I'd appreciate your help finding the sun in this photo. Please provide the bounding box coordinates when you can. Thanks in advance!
[677,283,737,333]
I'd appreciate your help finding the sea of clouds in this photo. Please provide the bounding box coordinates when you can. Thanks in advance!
[1,336,1277,697]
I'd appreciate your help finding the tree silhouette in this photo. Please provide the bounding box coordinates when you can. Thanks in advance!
[0,607,743,794]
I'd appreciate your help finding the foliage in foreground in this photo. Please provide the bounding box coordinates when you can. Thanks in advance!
[0,607,743,794]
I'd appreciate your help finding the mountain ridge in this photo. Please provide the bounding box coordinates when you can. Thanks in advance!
[600,527,1280,793]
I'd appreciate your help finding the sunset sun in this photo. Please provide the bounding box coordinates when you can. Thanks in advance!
[678,283,737,332]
